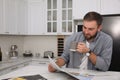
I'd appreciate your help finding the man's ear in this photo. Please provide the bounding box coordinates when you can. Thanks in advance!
[98,25,102,31]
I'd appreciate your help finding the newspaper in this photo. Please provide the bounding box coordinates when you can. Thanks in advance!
[2,74,47,80]
[48,55,93,80]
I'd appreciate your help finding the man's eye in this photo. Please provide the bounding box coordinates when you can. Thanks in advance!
[83,27,86,29]
[89,28,94,31]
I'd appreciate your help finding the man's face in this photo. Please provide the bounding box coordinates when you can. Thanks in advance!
[82,20,101,41]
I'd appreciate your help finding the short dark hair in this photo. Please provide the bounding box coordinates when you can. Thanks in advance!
[83,11,103,26]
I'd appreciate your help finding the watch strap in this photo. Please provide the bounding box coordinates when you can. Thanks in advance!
[88,49,92,54]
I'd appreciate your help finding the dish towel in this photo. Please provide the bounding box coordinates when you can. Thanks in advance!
[79,41,90,70]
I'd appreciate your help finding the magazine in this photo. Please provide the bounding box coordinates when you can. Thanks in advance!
[2,74,47,80]
[48,55,94,80]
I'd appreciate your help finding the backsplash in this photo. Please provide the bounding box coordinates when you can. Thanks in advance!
[0,35,24,61]
[0,35,61,61]
[23,35,58,58]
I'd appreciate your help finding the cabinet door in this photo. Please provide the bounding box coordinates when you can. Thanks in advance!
[0,0,4,34]
[46,0,57,35]
[27,0,47,35]
[3,0,18,34]
[47,0,74,35]
[101,0,120,15]
[61,0,73,35]
[73,0,100,19]
[17,0,28,35]
[0,0,28,35]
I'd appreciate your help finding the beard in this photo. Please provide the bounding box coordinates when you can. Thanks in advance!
[83,32,98,41]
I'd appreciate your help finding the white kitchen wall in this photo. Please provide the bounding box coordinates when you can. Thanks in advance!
[0,35,69,61]
[23,35,57,58]
[0,35,24,60]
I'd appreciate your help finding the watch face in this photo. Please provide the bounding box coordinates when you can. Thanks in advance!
[86,53,90,56]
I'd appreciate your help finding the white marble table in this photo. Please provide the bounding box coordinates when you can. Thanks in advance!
[0,58,31,71]
[0,63,120,80]
[0,57,49,70]
[0,64,72,80]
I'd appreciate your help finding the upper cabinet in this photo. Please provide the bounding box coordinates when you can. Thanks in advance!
[17,0,28,35]
[0,0,4,34]
[73,0,100,19]
[27,0,47,35]
[101,0,120,15]
[47,0,57,35]
[61,0,73,35]
[0,0,27,35]
[46,0,74,35]
[1,0,120,35]
[73,0,120,19]
[3,0,18,34]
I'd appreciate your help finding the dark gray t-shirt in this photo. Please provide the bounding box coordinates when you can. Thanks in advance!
[61,31,113,71]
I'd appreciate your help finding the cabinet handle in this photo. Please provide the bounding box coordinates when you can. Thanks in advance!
[5,32,9,34]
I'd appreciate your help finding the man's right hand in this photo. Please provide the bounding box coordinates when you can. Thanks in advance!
[48,57,65,72]
[48,64,57,72]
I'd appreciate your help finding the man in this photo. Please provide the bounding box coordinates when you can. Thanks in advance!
[48,11,113,72]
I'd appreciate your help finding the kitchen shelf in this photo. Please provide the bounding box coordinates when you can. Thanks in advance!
[57,35,64,56]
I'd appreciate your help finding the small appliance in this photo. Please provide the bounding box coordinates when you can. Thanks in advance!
[44,51,54,58]
[9,45,18,59]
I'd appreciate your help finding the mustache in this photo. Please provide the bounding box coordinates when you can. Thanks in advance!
[83,32,98,40]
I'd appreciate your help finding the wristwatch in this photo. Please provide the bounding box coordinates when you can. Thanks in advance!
[86,49,92,56]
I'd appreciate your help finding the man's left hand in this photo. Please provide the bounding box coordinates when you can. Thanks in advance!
[76,42,90,54]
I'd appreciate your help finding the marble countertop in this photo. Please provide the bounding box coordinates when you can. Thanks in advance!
[0,65,72,80]
[0,57,49,71]
[0,57,120,80]
[0,58,31,71]
[0,65,120,80]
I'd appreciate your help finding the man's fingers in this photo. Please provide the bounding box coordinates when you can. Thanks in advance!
[78,42,85,45]
[48,64,56,72]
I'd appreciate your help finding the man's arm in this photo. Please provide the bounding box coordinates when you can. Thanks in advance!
[48,58,66,72]
[76,42,97,65]
[88,52,96,65]
[77,39,113,71]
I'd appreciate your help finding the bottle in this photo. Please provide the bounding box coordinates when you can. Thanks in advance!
[0,47,2,61]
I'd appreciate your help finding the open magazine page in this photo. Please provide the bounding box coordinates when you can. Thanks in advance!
[48,55,94,80]
[2,74,47,80]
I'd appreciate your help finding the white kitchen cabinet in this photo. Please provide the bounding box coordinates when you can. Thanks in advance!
[3,0,18,34]
[17,0,28,35]
[101,0,120,15]
[0,0,27,35]
[46,0,57,35]
[27,0,47,35]
[73,0,100,19]
[0,0,4,34]
[46,0,74,35]
[73,0,120,19]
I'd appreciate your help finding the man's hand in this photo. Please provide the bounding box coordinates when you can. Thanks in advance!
[76,42,90,54]
[48,64,57,72]
[48,58,65,72]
